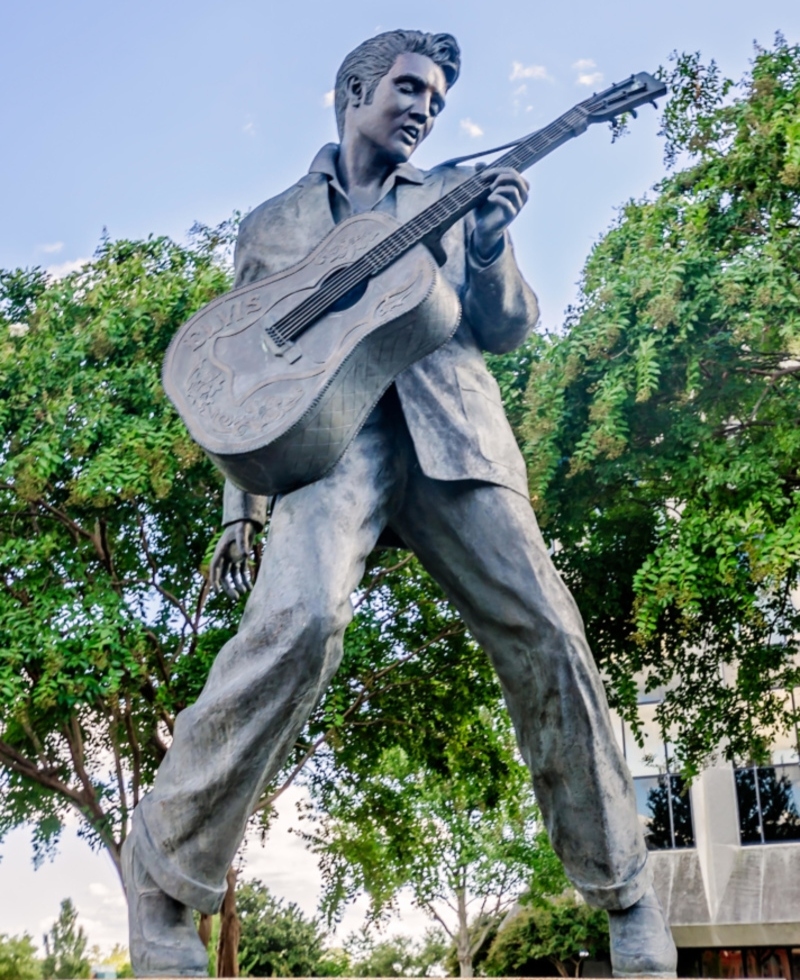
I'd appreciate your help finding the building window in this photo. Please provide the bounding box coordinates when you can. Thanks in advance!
[734,763,800,844]
[634,773,695,850]
[734,687,800,845]
[611,701,696,850]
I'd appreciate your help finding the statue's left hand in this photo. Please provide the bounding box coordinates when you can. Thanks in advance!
[472,167,530,261]
[210,520,258,599]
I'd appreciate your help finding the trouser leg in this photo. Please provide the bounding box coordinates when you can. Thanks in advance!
[392,475,649,911]
[133,415,404,913]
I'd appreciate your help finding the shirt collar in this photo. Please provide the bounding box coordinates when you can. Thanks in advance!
[308,143,425,187]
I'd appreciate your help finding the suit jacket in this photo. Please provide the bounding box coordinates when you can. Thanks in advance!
[223,144,540,526]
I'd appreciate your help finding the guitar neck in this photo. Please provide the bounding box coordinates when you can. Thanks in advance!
[254,73,667,347]
[377,106,589,258]
[342,107,589,291]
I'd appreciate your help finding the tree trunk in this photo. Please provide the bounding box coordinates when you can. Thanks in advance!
[216,866,240,978]
[197,913,213,950]
[456,887,473,978]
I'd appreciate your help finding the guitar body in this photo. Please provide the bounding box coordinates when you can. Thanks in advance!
[163,211,461,495]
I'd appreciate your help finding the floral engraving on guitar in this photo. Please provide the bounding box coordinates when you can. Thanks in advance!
[186,360,225,410]
[316,228,383,268]
[374,279,421,321]
[206,387,305,439]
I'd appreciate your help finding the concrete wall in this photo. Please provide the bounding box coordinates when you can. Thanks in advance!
[650,763,800,947]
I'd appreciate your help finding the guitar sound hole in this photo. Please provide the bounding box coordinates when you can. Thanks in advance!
[322,274,368,312]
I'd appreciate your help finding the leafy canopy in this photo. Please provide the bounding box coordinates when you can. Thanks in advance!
[0,933,41,980]
[0,225,240,868]
[523,35,800,773]
[484,898,609,979]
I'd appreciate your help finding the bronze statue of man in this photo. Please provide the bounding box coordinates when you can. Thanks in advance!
[122,30,677,978]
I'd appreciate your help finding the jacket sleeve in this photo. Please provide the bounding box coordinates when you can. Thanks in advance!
[222,480,269,529]
[461,214,540,354]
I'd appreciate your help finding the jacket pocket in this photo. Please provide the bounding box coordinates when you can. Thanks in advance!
[456,365,516,465]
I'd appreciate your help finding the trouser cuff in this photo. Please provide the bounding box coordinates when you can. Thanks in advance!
[131,805,227,915]
[571,854,652,911]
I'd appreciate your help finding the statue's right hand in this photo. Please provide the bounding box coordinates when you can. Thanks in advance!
[210,520,258,599]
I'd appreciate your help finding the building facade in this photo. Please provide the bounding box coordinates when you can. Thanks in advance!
[609,689,800,978]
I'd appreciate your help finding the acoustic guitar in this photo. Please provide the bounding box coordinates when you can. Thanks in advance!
[163,72,666,496]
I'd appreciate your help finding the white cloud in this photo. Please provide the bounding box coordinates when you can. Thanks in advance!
[460,117,484,138]
[242,120,256,137]
[321,89,335,108]
[40,241,64,254]
[509,61,551,83]
[576,71,604,87]
[573,58,597,71]
[47,257,90,279]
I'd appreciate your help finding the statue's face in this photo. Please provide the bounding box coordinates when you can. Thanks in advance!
[347,52,447,162]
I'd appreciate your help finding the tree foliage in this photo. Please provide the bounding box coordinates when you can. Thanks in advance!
[523,35,800,773]
[343,929,447,978]
[0,225,240,870]
[483,898,609,979]
[0,933,40,980]
[41,899,90,980]
[236,879,342,978]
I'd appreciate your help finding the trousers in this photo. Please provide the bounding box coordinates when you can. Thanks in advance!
[133,393,650,914]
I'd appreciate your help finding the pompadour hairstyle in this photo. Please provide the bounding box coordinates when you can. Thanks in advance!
[334,30,461,138]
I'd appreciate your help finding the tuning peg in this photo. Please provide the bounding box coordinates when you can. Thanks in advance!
[630,108,638,119]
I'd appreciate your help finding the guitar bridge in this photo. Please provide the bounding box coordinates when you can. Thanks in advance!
[262,325,302,363]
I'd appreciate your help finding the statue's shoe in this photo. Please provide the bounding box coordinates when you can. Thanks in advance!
[121,834,209,977]
[608,884,677,978]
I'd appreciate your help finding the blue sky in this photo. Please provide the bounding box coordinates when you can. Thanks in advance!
[1,0,799,952]
[3,1,798,329]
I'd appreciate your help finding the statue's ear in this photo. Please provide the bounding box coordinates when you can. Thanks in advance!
[346,74,363,108]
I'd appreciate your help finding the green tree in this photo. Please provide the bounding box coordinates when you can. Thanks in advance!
[0,933,41,980]
[522,35,800,774]
[344,929,447,977]
[484,898,609,979]
[41,899,90,980]
[236,879,336,977]
[0,225,239,874]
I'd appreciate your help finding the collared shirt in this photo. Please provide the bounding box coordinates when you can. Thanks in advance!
[307,143,426,224]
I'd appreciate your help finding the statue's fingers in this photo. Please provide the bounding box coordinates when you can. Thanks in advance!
[242,563,253,592]
[486,189,523,220]
[489,184,525,210]
[231,562,247,596]
[221,564,239,600]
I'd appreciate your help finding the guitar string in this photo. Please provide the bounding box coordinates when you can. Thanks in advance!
[267,109,584,346]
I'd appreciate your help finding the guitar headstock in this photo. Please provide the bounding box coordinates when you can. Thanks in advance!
[581,72,667,124]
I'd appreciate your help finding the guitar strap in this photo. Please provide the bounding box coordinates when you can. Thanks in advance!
[438,137,525,169]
